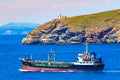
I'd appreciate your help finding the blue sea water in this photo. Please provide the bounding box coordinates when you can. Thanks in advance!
[0,35,120,80]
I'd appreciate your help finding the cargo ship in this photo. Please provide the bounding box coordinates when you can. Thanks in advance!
[19,43,104,72]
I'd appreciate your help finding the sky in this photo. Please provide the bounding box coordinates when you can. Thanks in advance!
[0,0,120,25]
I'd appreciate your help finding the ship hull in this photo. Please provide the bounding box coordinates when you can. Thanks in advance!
[21,65,79,72]
[20,61,104,72]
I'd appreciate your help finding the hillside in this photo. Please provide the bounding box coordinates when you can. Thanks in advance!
[0,23,39,35]
[22,9,120,44]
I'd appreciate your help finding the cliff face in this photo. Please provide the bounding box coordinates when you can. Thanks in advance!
[22,9,120,44]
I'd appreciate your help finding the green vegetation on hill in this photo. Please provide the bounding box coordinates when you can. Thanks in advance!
[32,9,120,34]
[60,9,120,31]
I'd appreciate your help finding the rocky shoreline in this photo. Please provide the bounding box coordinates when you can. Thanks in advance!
[22,20,120,44]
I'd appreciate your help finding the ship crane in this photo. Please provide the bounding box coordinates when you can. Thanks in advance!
[48,49,56,63]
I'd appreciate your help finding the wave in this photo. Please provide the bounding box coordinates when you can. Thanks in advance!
[18,68,78,72]
[103,70,120,73]
[18,69,35,72]
[19,68,120,73]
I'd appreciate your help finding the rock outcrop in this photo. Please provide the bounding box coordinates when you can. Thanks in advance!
[22,9,120,44]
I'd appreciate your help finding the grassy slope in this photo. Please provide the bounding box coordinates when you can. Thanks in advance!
[32,9,120,34]
[61,9,120,31]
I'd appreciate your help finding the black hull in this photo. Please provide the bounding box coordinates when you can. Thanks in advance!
[70,64,104,71]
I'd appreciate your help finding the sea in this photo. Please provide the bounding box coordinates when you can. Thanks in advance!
[0,35,120,80]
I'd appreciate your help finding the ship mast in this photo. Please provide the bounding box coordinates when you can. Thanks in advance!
[85,28,89,55]
[48,52,50,62]
[30,54,32,59]
[54,51,56,62]
[85,42,88,54]
[82,21,89,55]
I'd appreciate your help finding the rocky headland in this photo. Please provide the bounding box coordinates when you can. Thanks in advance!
[22,9,120,44]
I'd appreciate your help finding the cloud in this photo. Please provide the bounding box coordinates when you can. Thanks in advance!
[0,0,116,12]
[0,0,119,13]
[0,0,119,25]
